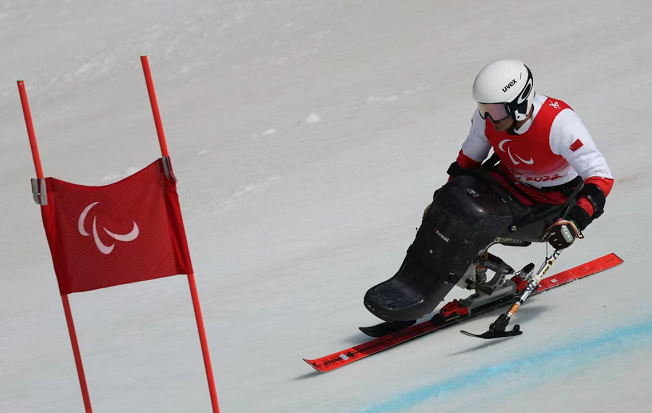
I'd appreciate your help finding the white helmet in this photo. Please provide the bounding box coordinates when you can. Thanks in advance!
[472,60,534,122]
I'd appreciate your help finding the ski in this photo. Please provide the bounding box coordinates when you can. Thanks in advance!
[304,253,623,373]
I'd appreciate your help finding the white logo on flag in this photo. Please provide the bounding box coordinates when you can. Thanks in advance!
[78,202,139,255]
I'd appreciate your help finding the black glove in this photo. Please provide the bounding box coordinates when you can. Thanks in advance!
[542,218,584,249]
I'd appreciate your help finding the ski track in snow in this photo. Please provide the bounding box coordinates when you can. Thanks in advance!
[349,319,652,413]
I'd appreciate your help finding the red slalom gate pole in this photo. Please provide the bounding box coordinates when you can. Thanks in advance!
[140,56,170,158]
[17,80,44,178]
[187,273,221,411]
[61,295,93,413]
[17,80,94,413]
[140,56,221,413]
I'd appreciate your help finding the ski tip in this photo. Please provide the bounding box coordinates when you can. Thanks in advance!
[460,328,523,340]
[303,358,324,372]
[609,252,624,265]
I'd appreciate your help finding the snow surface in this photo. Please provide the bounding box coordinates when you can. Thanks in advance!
[1,0,651,412]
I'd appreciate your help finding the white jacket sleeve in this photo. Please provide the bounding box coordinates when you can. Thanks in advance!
[550,110,613,181]
[460,109,492,163]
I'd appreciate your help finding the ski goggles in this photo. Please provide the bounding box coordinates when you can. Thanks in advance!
[477,102,510,122]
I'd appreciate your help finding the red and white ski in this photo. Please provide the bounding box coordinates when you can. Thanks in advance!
[304,253,623,373]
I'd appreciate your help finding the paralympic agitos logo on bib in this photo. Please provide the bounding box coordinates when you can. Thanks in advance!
[498,139,534,166]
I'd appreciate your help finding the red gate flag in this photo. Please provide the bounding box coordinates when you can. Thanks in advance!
[37,157,193,295]
[19,57,220,413]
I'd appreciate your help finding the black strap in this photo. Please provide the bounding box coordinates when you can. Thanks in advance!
[447,158,584,231]
[450,154,539,205]
[559,179,584,219]
[578,183,606,219]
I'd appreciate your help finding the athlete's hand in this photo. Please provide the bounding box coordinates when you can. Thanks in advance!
[541,219,584,249]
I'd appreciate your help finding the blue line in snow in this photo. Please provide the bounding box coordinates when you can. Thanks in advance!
[350,320,652,413]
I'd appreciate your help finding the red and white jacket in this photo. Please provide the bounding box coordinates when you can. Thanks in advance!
[457,94,613,218]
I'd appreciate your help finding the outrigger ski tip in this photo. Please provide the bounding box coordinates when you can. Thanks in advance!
[461,249,564,340]
[460,324,522,339]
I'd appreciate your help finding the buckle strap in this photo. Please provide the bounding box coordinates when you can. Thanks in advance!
[161,156,177,182]
[30,178,48,205]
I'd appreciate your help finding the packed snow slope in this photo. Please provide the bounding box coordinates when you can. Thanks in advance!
[1,0,650,412]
